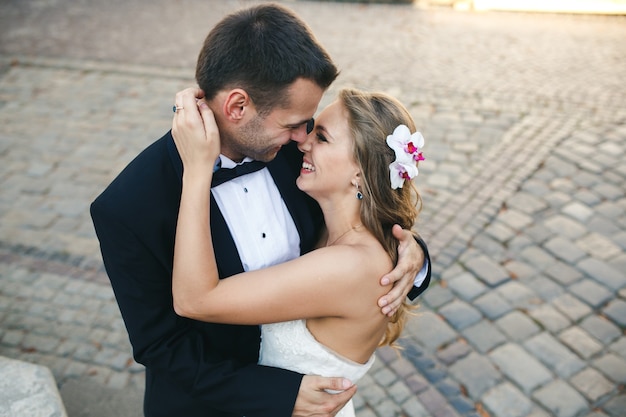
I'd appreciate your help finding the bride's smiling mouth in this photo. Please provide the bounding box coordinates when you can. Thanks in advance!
[301,160,316,173]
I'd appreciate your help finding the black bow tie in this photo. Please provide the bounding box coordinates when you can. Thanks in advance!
[211,160,267,187]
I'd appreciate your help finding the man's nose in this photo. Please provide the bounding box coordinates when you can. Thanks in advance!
[297,130,314,153]
[291,118,314,143]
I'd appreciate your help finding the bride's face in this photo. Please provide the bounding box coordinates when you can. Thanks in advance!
[296,100,360,200]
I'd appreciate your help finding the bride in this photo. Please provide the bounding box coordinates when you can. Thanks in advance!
[172,88,425,416]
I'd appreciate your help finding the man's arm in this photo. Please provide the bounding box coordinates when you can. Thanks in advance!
[378,225,431,316]
[91,198,307,415]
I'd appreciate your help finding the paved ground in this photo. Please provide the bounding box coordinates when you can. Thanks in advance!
[1,1,625,416]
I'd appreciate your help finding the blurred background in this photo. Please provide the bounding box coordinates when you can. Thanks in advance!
[1,1,625,416]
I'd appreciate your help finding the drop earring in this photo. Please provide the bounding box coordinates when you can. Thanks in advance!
[355,183,363,200]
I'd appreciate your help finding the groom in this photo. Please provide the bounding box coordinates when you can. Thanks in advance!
[91,4,430,417]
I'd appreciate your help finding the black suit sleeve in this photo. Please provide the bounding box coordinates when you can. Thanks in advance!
[407,235,431,301]
[91,204,301,416]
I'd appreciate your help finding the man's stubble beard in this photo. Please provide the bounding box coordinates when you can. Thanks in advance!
[227,114,281,163]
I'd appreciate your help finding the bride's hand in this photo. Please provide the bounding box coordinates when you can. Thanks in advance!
[172,87,220,177]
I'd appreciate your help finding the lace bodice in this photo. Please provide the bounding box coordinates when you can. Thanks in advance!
[259,320,375,417]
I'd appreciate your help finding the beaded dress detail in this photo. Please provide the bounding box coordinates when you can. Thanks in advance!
[259,320,375,417]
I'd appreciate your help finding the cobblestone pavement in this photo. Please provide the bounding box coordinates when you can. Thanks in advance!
[1,1,625,416]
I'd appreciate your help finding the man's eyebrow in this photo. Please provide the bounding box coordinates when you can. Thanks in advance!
[286,119,311,128]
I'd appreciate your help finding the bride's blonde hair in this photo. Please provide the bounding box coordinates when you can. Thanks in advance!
[338,88,422,347]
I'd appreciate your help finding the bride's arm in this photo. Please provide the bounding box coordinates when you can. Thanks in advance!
[171,87,222,301]
[174,242,381,324]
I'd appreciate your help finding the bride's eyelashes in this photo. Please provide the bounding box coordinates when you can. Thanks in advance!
[316,133,328,143]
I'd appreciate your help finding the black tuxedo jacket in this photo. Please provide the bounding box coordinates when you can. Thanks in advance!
[91,131,430,417]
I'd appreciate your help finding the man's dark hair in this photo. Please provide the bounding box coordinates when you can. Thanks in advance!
[196,3,339,113]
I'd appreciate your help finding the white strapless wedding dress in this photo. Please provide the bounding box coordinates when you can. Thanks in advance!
[259,320,375,417]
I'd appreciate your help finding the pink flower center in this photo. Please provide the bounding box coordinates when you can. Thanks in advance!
[405,142,418,154]
[405,142,424,162]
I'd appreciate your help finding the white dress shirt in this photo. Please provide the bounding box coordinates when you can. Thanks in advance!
[212,155,300,271]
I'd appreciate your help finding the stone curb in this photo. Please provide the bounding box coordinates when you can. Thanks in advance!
[0,355,68,417]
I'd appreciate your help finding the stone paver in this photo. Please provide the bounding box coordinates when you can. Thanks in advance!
[0,355,68,417]
[533,380,588,417]
[1,1,625,416]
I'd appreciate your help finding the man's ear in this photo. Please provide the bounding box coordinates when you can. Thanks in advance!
[223,88,252,122]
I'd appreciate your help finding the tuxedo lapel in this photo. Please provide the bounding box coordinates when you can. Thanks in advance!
[210,194,245,277]
[166,132,244,278]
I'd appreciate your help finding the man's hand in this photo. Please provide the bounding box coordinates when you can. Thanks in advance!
[378,225,424,316]
[293,375,356,417]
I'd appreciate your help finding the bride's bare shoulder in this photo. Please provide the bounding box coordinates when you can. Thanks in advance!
[346,237,393,276]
